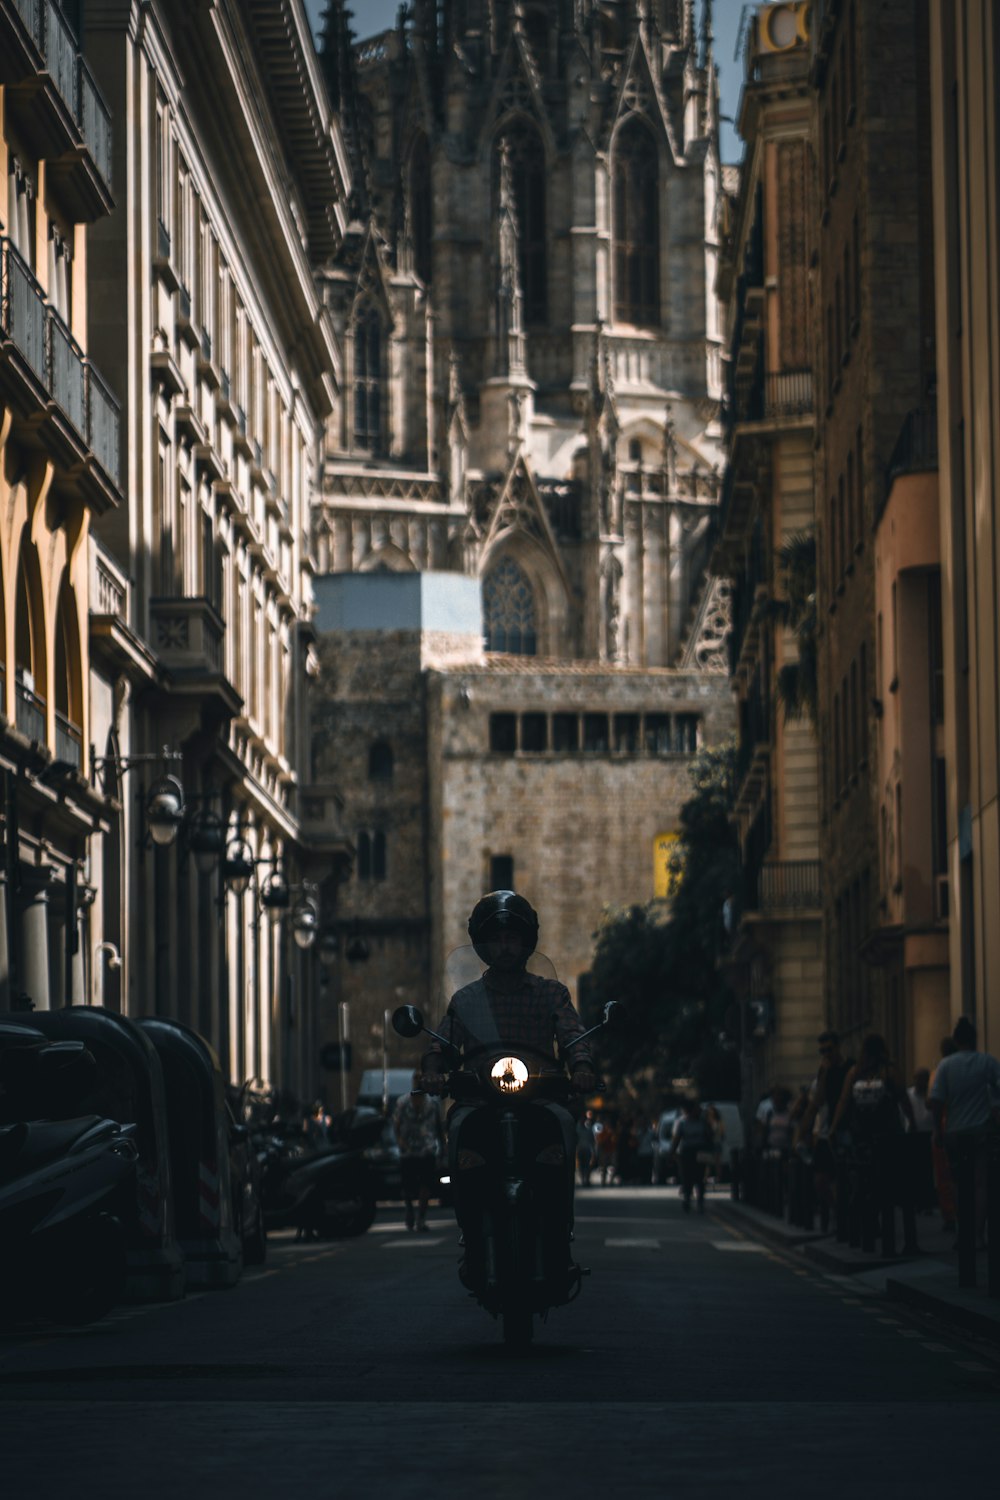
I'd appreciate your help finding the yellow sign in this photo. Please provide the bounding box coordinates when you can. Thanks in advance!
[653,832,684,900]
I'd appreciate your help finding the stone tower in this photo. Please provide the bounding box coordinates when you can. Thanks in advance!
[307,0,734,1091]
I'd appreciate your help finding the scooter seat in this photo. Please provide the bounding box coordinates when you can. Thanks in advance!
[2,1116,109,1175]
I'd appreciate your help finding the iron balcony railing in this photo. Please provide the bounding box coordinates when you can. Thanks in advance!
[54,709,82,768]
[78,57,112,190]
[86,360,121,486]
[1,238,121,487]
[882,403,939,513]
[13,2,114,191]
[758,861,822,912]
[15,679,46,742]
[49,306,86,434]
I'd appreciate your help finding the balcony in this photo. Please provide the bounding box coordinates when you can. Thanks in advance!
[14,678,46,743]
[148,596,241,724]
[732,365,813,428]
[54,708,82,769]
[879,404,939,522]
[757,861,822,913]
[1,1,114,213]
[1,238,122,498]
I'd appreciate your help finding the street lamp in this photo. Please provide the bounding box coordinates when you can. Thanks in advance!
[291,893,319,951]
[221,837,254,894]
[187,808,226,875]
[145,774,185,846]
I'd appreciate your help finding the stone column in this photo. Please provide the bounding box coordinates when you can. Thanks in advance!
[21,877,51,1011]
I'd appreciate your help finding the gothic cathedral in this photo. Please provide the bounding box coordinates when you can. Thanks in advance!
[306,1,734,1068]
[314,0,729,668]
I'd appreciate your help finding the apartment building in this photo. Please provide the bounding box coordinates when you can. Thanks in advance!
[715,2,823,1103]
[1,0,122,1012]
[83,0,351,1096]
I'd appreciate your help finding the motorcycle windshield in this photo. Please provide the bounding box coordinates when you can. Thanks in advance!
[440,945,558,1054]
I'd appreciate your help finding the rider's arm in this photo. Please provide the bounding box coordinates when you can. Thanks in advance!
[421,1005,464,1076]
[552,984,594,1073]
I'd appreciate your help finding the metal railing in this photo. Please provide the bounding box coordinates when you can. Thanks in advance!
[49,307,86,434]
[758,860,822,911]
[765,369,813,417]
[883,403,939,507]
[78,58,112,190]
[54,709,82,768]
[86,361,121,486]
[44,0,77,117]
[91,539,129,618]
[14,680,46,742]
[3,239,47,382]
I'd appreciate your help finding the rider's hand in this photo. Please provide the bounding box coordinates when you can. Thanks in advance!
[571,1067,596,1096]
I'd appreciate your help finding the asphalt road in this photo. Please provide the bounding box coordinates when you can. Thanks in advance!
[2,1186,998,1499]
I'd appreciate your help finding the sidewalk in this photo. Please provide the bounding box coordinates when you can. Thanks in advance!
[714,1197,1000,1344]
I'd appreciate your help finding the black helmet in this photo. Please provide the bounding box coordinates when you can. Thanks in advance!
[468,890,539,964]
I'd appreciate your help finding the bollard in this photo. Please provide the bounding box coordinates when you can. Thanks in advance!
[988,1140,1000,1299]
[954,1135,978,1290]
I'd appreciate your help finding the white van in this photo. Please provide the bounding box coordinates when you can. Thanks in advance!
[356,1068,418,1114]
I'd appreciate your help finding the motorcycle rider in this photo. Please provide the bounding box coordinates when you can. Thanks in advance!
[422,890,596,1287]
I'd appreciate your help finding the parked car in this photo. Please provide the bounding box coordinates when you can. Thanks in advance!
[652,1109,681,1184]
[702,1102,745,1181]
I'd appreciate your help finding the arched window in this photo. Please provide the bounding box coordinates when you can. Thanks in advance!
[483,556,537,655]
[612,120,660,327]
[14,541,46,741]
[368,740,394,781]
[494,124,547,325]
[353,304,384,453]
[356,829,387,882]
[409,133,433,285]
[54,581,82,767]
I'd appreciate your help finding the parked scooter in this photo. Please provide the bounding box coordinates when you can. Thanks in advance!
[392,946,621,1347]
[252,1108,382,1239]
[0,1024,138,1327]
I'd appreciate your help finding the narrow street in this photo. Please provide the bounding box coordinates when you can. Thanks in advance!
[2,1188,998,1498]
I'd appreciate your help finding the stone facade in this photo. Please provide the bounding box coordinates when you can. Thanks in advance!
[810,0,940,1067]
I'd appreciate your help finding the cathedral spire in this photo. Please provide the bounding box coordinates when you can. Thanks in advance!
[495,140,526,378]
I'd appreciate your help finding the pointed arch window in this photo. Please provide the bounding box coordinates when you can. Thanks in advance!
[612,120,660,327]
[14,541,46,742]
[54,582,83,768]
[353,304,385,454]
[483,557,537,655]
[409,133,433,285]
[494,124,547,325]
[368,740,394,781]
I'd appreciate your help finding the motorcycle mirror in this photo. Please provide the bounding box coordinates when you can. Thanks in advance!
[602,1001,626,1031]
[392,1005,425,1039]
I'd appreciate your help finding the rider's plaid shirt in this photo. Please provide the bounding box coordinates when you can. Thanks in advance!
[424,971,593,1073]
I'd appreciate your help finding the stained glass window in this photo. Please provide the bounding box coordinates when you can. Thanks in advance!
[483,557,537,655]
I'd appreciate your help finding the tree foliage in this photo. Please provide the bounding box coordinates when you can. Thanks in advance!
[584,739,740,1095]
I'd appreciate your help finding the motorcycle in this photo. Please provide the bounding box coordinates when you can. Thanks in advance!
[252,1107,382,1240]
[392,945,621,1348]
[0,1023,139,1327]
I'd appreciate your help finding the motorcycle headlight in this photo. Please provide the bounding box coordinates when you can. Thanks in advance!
[490,1056,529,1094]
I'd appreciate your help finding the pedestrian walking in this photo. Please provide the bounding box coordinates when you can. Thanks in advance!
[906,1067,936,1212]
[670,1098,714,1214]
[930,1036,958,1232]
[705,1104,725,1184]
[831,1034,917,1254]
[929,1017,1000,1250]
[595,1117,617,1186]
[576,1109,597,1187]
[392,1071,445,1231]
[635,1115,655,1185]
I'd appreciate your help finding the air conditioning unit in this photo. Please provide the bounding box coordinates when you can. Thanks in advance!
[757,2,811,54]
[935,873,950,922]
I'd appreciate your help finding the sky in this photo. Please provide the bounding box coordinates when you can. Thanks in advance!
[303,0,747,163]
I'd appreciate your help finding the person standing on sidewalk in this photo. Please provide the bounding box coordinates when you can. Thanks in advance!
[671,1098,714,1214]
[392,1072,445,1231]
[929,1017,1000,1249]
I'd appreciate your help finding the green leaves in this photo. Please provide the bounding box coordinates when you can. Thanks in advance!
[585,739,739,1090]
